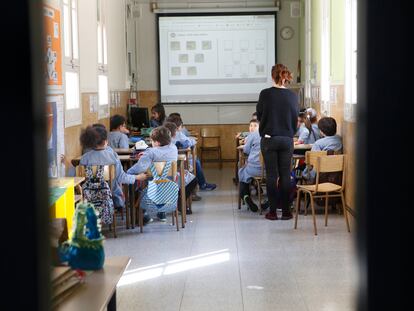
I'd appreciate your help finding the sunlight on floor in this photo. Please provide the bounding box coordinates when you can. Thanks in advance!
[117,249,230,287]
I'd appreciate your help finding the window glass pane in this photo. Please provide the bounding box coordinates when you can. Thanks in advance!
[98,75,109,106]
[71,0,77,9]
[63,5,71,58]
[65,72,79,109]
[71,9,79,60]
[97,25,102,64]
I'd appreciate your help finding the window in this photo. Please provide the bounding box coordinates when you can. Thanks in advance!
[97,0,109,119]
[320,0,330,116]
[344,0,357,121]
[62,0,81,127]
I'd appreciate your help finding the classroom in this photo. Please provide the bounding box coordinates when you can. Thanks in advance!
[3,0,406,310]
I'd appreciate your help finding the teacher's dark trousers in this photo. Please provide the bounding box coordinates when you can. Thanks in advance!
[261,136,293,214]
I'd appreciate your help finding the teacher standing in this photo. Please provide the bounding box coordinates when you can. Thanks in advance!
[256,64,299,220]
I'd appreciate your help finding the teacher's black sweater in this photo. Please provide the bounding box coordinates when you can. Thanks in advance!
[256,87,299,138]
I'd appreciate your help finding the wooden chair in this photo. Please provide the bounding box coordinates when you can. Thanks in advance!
[200,128,222,169]
[300,151,328,215]
[136,161,180,232]
[294,154,350,235]
[77,165,121,238]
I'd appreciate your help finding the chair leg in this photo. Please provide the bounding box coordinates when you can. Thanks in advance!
[113,212,117,238]
[175,210,179,231]
[257,180,262,215]
[310,194,317,235]
[304,193,308,216]
[341,192,351,232]
[325,193,329,227]
[294,189,301,229]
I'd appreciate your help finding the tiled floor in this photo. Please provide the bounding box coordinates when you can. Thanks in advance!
[105,165,358,311]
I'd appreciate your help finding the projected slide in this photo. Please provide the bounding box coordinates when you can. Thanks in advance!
[158,14,276,103]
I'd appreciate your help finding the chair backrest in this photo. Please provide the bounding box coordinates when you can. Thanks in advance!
[77,165,116,189]
[305,151,328,167]
[259,151,265,178]
[146,161,177,179]
[200,128,220,148]
[315,154,346,191]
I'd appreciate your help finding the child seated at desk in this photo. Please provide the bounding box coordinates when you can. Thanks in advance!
[164,121,198,213]
[168,112,191,137]
[79,125,147,223]
[236,112,259,140]
[108,114,129,149]
[150,103,166,128]
[302,117,343,183]
[311,117,342,152]
[238,119,261,212]
[165,115,217,191]
[296,108,321,145]
[127,126,178,221]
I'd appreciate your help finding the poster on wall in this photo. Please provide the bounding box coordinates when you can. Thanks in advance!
[47,96,65,178]
[44,5,62,93]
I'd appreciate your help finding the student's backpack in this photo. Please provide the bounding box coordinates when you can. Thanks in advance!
[82,165,114,225]
[140,161,179,213]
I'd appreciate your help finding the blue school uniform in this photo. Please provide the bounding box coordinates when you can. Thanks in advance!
[150,119,162,128]
[108,131,129,149]
[172,130,196,149]
[298,124,321,144]
[238,130,262,183]
[311,135,342,152]
[127,143,178,175]
[80,148,136,208]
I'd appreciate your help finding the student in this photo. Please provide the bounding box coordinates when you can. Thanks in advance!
[164,121,199,212]
[150,103,166,128]
[238,119,261,212]
[311,117,342,152]
[168,112,191,137]
[127,126,178,221]
[236,112,259,140]
[303,117,343,184]
[297,108,321,144]
[79,125,147,219]
[108,114,129,149]
[295,109,307,139]
[166,115,217,191]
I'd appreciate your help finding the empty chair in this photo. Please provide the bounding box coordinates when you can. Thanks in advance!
[200,128,222,169]
[294,154,350,235]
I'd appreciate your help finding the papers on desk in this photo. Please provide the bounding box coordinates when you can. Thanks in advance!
[51,266,85,308]
[135,140,149,150]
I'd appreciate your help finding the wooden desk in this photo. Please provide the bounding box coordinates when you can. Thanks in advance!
[294,143,313,150]
[113,148,134,155]
[57,256,131,311]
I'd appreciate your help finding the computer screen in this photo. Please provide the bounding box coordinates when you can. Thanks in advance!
[129,106,149,129]
[158,12,276,104]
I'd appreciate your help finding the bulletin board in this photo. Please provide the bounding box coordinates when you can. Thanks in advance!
[44,4,62,92]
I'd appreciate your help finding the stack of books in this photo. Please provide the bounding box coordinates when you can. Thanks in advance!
[50,266,84,309]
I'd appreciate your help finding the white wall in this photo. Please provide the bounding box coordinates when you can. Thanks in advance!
[78,0,98,92]
[107,0,129,90]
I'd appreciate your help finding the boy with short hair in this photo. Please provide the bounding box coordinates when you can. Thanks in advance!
[108,114,130,149]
